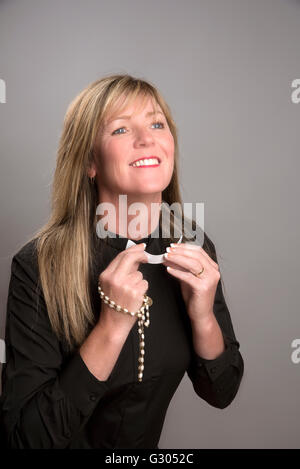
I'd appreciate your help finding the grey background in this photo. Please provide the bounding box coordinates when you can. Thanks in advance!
[0,0,299,449]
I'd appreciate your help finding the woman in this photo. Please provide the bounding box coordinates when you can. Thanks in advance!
[0,74,244,449]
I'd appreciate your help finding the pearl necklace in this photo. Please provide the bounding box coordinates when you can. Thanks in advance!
[98,284,153,382]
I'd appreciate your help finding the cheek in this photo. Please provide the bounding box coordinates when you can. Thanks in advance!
[101,141,126,166]
[164,134,175,158]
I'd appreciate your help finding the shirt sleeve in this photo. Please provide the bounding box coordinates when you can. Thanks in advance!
[0,241,111,449]
[186,240,244,409]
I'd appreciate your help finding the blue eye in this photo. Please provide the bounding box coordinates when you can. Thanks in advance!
[112,121,165,135]
[112,127,126,135]
[152,121,164,129]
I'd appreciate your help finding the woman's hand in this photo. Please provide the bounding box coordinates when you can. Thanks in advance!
[98,243,149,337]
[163,243,221,323]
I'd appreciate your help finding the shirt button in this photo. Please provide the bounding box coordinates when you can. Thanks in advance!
[210,366,217,373]
[89,393,97,402]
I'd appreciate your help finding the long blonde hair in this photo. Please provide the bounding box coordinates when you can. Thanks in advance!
[29,74,216,352]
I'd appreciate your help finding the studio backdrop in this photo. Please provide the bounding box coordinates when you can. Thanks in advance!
[0,0,299,449]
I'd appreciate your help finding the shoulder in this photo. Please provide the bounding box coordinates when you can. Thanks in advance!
[203,231,217,262]
[6,239,65,358]
[10,237,40,285]
[14,237,38,257]
[7,238,51,332]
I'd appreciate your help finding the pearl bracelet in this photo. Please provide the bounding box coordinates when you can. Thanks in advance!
[97,283,153,382]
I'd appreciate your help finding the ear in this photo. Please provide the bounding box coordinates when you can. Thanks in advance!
[87,163,97,179]
[87,146,98,179]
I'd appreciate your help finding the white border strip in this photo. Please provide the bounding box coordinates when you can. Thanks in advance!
[0,339,6,363]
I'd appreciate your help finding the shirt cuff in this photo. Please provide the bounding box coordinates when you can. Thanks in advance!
[58,352,110,416]
[191,334,241,382]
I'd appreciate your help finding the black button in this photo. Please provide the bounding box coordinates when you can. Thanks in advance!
[89,393,97,402]
[210,366,217,373]
[216,387,223,393]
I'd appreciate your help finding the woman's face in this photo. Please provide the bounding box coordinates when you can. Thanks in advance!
[92,95,175,200]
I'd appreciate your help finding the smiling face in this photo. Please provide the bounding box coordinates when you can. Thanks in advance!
[91,94,175,203]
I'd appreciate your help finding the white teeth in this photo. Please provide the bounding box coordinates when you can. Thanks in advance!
[132,158,160,167]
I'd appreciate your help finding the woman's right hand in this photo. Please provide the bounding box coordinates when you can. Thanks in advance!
[97,243,149,338]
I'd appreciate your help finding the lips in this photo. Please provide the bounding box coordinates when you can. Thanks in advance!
[129,156,161,166]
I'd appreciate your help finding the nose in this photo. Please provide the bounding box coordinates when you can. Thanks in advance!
[133,127,155,147]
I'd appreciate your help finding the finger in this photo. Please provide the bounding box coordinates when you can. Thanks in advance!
[169,245,217,271]
[105,243,147,274]
[165,265,197,286]
[169,243,219,270]
[163,252,204,274]
[113,245,148,275]
[168,245,214,268]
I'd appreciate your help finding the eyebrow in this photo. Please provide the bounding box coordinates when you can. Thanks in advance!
[107,110,164,124]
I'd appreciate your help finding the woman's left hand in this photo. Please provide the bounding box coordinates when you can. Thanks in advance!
[163,243,221,323]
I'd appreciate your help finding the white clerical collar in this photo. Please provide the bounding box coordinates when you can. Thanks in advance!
[99,222,183,264]
[126,235,183,264]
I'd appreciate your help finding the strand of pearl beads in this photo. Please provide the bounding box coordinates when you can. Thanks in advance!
[98,283,152,382]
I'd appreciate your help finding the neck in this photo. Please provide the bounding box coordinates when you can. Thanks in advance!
[96,193,162,240]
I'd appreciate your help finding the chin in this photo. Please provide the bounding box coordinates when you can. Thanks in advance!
[126,189,164,197]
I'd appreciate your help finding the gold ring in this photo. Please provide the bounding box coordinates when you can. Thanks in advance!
[193,266,204,277]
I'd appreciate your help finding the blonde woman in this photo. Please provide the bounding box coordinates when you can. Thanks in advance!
[0,74,244,449]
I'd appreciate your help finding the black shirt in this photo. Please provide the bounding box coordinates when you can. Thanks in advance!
[0,229,244,449]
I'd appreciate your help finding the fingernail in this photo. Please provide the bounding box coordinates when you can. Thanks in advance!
[164,253,169,259]
[170,243,179,247]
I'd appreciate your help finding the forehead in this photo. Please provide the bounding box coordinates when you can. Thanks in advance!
[104,93,163,125]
